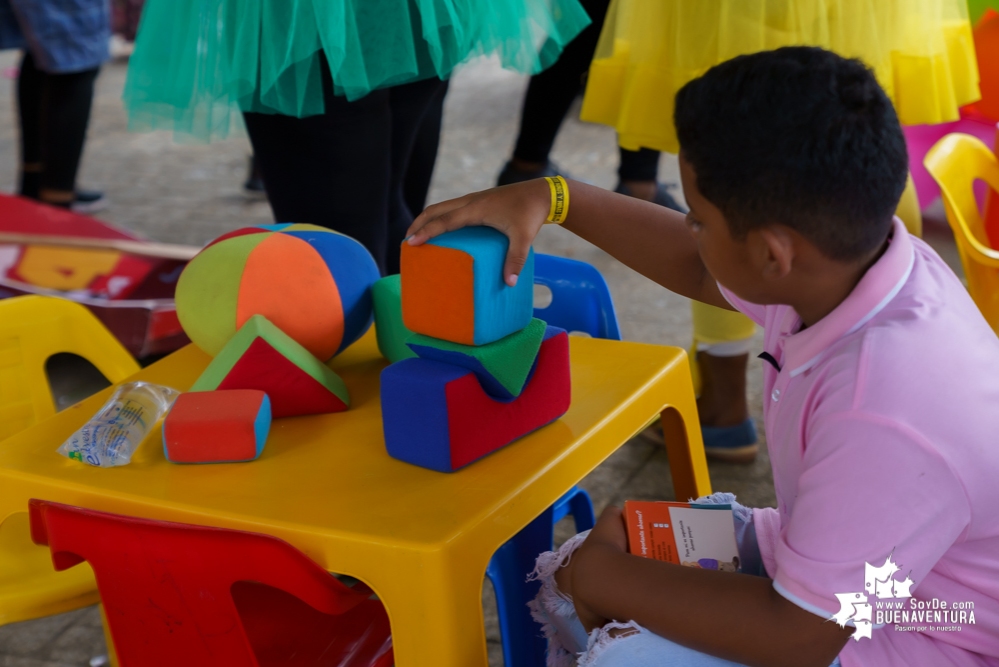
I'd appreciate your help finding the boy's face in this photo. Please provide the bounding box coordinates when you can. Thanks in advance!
[679,155,772,305]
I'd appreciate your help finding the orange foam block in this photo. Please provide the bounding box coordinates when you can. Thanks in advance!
[163,390,271,464]
[401,227,534,346]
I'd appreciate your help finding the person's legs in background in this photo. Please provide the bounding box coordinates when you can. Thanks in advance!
[243,54,393,271]
[688,302,758,462]
[16,51,43,200]
[402,80,449,218]
[244,54,449,275]
[16,51,102,210]
[641,302,758,462]
[615,146,685,211]
[498,0,683,212]
[386,77,450,274]
[498,0,608,184]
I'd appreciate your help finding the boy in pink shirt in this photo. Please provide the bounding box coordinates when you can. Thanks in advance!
[407,47,999,666]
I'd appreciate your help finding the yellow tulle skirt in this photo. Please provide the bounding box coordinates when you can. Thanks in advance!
[581,0,981,153]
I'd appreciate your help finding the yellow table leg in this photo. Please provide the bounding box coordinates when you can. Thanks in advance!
[660,355,713,502]
[372,551,491,667]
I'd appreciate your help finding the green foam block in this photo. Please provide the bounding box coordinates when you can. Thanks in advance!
[191,314,349,418]
[372,274,417,363]
[406,317,547,399]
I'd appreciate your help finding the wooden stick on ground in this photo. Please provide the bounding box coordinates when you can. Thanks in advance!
[0,233,202,261]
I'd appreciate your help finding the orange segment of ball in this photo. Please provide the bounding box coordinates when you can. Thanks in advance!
[400,242,475,345]
[236,233,344,360]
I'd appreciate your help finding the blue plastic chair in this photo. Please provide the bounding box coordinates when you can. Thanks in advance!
[485,253,621,667]
[531,253,621,340]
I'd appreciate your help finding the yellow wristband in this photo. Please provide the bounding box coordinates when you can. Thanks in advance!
[544,175,569,224]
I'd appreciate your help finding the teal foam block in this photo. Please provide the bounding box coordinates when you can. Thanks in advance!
[435,228,534,345]
[402,227,534,346]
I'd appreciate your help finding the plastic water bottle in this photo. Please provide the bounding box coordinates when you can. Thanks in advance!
[58,381,180,467]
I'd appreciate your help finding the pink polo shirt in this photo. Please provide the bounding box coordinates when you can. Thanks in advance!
[720,218,999,666]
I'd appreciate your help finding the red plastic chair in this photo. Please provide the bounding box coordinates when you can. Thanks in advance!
[28,500,393,667]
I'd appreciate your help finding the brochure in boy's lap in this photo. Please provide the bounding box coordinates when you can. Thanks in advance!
[624,501,740,572]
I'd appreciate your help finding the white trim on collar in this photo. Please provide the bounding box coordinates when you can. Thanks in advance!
[787,234,916,379]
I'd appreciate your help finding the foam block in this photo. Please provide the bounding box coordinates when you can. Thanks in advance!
[191,315,349,418]
[381,326,570,472]
[372,274,417,363]
[406,317,546,399]
[400,227,534,346]
[163,390,271,463]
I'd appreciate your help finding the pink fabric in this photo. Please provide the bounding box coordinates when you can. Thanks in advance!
[721,218,999,667]
[904,115,997,209]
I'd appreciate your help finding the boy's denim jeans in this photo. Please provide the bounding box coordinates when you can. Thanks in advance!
[527,493,842,667]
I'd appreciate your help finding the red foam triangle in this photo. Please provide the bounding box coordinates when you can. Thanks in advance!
[216,338,347,418]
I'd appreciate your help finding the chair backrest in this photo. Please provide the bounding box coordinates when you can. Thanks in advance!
[29,500,384,667]
[924,133,999,333]
[0,296,139,442]
[533,254,621,340]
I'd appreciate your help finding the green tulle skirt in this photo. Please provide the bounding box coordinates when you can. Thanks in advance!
[122,0,591,141]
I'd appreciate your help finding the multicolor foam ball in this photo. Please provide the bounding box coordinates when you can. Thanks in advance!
[176,224,380,361]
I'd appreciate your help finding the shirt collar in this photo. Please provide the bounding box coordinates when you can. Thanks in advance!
[782,217,915,377]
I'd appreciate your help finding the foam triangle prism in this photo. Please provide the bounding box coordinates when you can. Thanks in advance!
[192,315,349,417]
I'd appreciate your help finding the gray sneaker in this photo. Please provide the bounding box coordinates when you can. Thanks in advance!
[614,181,687,213]
[496,160,568,186]
[71,189,108,214]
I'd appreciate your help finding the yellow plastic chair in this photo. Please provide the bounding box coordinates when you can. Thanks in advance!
[0,295,140,626]
[924,133,999,334]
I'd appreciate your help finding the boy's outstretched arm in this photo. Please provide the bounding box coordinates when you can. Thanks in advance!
[562,507,852,667]
[406,179,734,311]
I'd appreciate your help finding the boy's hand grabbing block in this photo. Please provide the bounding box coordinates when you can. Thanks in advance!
[381,326,570,472]
[163,390,271,463]
[191,314,349,418]
[406,317,546,399]
[401,227,534,346]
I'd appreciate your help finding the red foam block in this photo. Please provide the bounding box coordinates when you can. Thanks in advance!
[163,390,271,464]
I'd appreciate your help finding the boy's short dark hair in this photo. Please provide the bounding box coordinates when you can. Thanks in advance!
[674,46,908,262]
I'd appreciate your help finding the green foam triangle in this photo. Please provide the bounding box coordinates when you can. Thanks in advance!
[407,317,546,398]
[192,314,349,404]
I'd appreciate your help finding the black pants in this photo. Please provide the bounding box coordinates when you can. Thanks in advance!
[511,0,659,182]
[244,59,449,275]
[17,52,100,200]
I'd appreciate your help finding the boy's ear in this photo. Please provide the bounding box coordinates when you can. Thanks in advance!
[757,226,795,279]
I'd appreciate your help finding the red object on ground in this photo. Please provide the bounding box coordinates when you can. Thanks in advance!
[0,193,135,240]
[29,500,393,667]
[163,390,271,463]
[0,194,188,357]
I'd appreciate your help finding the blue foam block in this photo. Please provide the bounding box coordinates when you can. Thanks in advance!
[381,326,570,472]
[437,228,534,345]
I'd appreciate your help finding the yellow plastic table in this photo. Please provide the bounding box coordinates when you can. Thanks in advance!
[0,331,710,666]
